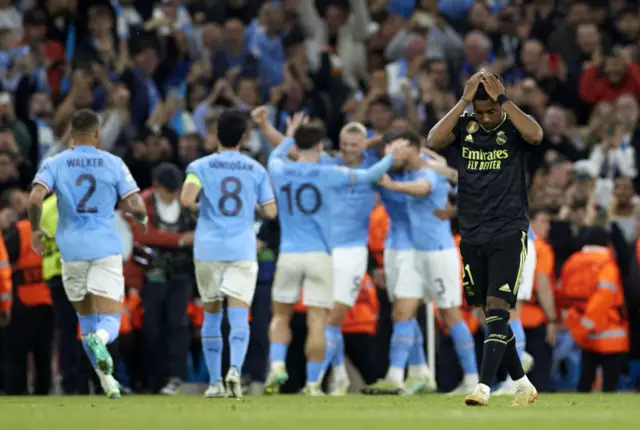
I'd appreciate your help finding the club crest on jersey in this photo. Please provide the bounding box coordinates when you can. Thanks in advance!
[496,131,507,145]
[466,121,479,134]
[465,134,474,143]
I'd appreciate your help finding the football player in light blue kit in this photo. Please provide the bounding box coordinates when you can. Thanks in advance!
[377,130,479,394]
[318,122,378,395]
[29,109,147,399]
[180,109,277,399]
[253,106,409,395]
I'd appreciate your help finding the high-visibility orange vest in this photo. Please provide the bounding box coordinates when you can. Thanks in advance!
[559,246,628,354]
[368,204,388,267]
[188,299,204,327]
[521,238,555,329]
[342,274,379,335]
[14,220,51,307]
[0,236,12,312]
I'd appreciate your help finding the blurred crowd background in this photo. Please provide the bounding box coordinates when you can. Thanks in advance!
[1,0,640,395]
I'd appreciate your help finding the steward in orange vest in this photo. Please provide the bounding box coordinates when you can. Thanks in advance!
[558,226,628,392]
[3,219,53,395]
[0,236,12,325]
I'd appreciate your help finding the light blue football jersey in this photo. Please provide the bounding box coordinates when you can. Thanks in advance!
[377,170,413,251]
[32,145,139,262]
[406,167,455,252]
[320,153,377,248]
[527,226,536,241]
[187,150,275,262]
[268,137,394,254]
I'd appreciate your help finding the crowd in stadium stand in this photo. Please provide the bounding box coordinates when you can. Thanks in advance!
[0,0,640,395]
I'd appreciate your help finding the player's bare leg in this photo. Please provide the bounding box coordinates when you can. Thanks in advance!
[304,306,329,395]
[366,298,421,394]
[404,316,437,395]
[265,302,293,394]
[201,300,226,398]
[225,297,251,398]
[440,307,479,394]
[74,294,122,399]
[323,303,350,395]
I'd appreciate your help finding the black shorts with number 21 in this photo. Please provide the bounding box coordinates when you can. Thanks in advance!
[460,231,528,309]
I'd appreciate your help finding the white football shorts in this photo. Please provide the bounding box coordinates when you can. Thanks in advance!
[414,247,462,309]
[332,246,368,307]
[272,252,333,308]
[62,255,124,302]
[384,248,422,301]
[195,260,258,306]
[517,238,537,301]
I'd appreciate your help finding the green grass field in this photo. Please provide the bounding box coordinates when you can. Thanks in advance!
[1,394,638,430]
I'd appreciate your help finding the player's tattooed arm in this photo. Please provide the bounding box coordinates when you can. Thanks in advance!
[123,192,149,233]
[28,184,48,255]
[428,71,483,150]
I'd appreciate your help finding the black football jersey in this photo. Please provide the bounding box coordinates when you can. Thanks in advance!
[453,112,531,245]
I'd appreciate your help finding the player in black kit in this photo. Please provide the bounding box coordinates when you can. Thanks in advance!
[427,70,543,407]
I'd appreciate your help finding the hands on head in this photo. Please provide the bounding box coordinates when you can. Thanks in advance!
[462,68,505,102]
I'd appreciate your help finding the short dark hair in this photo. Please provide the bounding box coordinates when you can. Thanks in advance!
[71,109,100,135]
[294,124,326,150]
[217,109,249,148]
[393,129,421,148]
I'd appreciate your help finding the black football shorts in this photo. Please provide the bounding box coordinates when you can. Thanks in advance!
[460,231,528,309]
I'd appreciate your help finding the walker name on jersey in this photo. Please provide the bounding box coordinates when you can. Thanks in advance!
[461,147,509,171]
[67,158,105,168]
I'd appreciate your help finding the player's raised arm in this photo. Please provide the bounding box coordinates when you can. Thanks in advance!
[427,71,483,150]
[330,139,408,187]
[266,113,309,165]
[251,105,293,148]
[480,73,543,145]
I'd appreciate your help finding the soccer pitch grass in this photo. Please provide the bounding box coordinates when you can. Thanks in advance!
[1,394,639,430]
